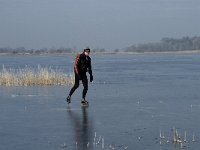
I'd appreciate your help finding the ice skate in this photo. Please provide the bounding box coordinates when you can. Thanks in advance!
[81,99,89,106]
[66,95,71,104]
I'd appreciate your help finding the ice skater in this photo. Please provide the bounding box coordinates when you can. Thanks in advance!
[66,47,93,105]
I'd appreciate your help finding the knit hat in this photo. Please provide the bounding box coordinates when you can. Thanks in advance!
[84,47,90,52]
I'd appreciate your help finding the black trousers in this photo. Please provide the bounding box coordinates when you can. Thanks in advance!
[69,72,88,99]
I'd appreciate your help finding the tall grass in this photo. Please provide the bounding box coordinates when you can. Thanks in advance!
[0,65,74,86]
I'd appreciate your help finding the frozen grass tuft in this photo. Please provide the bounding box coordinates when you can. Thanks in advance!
[0,65,74,86]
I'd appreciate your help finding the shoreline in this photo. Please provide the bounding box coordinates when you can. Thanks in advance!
[0,50,200,56]
[118,50,200,55]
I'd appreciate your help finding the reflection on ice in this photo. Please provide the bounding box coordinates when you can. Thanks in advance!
[67,106,93,150]
[66,107,129,150]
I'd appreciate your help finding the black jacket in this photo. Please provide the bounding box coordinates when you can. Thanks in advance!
[74,52,92,76]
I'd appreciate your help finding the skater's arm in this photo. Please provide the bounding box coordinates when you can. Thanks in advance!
[74,54,80,75]
[88,57,92,75]
[88,57,93,82]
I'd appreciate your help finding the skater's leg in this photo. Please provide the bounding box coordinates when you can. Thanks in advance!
[82,76,88,100]
[69,73,80,96]
[66,73,80,103]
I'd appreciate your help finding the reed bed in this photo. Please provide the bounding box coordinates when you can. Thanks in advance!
[0,65,74,86]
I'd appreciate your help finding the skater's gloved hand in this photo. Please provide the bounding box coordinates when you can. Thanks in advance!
[90,75,93,82]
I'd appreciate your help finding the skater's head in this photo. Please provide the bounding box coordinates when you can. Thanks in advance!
[84,47,90,56]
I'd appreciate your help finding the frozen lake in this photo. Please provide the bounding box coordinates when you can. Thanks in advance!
[1,54,200,149]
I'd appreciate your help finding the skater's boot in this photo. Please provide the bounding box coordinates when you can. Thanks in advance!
[81,99,89,106]
[66,95,71,104]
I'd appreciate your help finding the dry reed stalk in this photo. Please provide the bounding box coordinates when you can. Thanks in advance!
[0,65,74,86]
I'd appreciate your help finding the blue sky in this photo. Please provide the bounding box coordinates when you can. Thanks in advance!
[0,0,200,50]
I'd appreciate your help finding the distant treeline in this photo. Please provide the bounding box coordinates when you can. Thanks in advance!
[0,47,107,55]
[1,36,200,54]
[0,47,73,55]
[125,36,200,52]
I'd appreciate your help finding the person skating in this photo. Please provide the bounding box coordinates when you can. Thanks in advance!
[66,48,93,105]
